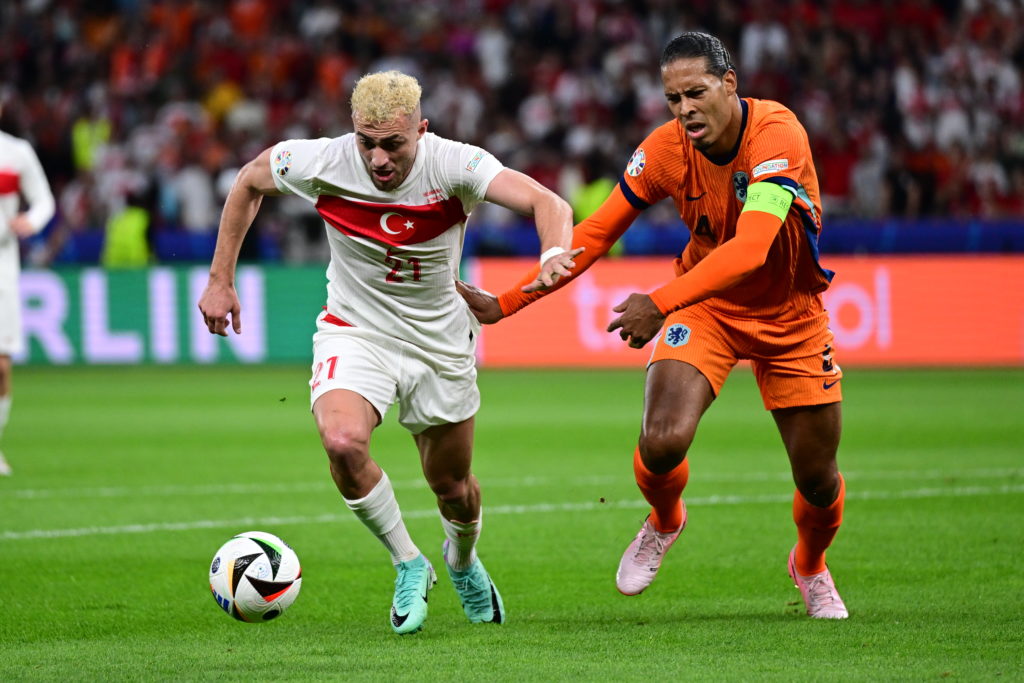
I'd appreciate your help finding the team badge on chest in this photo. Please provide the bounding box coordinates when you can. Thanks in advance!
[732,171,749,203]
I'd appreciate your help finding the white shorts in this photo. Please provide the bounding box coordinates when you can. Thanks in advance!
[0,279,22,356]
[308,312,480,435]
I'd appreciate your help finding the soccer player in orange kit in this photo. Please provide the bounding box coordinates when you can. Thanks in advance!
[458,32,848,618]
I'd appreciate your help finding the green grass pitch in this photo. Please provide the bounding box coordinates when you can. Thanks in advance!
[1,365,1022,680]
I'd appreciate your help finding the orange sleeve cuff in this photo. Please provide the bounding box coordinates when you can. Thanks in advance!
[648,210,783,314]
[498,185,641,316]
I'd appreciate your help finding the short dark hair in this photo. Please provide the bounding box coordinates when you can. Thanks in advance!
[660,32,734,78]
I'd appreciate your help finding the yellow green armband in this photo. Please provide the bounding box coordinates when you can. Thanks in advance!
[742,182,793,220]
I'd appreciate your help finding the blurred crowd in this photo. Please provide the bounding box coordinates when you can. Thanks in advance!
[1,0,1022,265]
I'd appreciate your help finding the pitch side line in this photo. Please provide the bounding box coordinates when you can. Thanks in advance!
[3,483,1023,541]
[4,467,1023,500]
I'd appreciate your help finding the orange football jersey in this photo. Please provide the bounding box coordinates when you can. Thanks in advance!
[621,97,833,319]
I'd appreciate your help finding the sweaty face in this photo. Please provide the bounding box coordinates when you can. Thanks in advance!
[354,111,427,191]
[661,57,740,157]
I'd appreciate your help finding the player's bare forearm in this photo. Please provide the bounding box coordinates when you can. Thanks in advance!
[533,189,576,289]
[200,148,279,336]
[531,188,573,252]
[207,150,278,284]
[607,293,665,349]
[201,211,248,337]
[517,185,640,295]
[485,168,573,249]
[207,189,263,285]
[484,168,578,289]
[495,183,640,318]
[200,198,259,335]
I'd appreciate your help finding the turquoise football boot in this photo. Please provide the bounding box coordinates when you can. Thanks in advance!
[442,540,505,624]
[390,554,436,634]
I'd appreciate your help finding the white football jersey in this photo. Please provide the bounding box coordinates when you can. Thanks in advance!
[0,130,55,288]
[270,132,504,359]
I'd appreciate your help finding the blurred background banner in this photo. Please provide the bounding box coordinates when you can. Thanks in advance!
[472,256,1024,368]
[16,266,324,365]
[17,256,1024,367]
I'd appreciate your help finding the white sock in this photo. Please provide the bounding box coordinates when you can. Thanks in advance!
[344,471,420,564]
[0,395,10,441]
[0,395,10,444]
[441,512,480,571]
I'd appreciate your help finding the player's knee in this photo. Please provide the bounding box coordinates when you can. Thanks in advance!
[638,427,694,473]
[319,426,370,467]
[794,467,841,507]
[428,476,469,507]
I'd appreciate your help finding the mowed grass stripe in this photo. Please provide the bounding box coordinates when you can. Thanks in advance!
[5,482,1023,541]
[4,466,1023,500]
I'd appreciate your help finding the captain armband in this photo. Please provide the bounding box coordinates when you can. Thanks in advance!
[741,181,794,221]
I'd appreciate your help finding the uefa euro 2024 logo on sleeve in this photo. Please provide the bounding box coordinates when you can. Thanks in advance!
[626,148,646,177]
[664,324,691,347]
[273,150,293,177]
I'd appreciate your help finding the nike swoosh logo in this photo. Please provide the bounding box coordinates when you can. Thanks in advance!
[685,192,706,201]
[823,379,840,390]
[489,585,503,624]
[391,587,428,627]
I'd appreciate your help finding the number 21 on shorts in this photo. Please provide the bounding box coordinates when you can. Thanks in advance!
[311,356,339,392]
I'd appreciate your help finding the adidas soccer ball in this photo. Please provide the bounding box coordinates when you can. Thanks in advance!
[209,531,302,622]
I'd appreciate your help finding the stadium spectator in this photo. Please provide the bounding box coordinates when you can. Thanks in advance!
[0,93,56,476]
[0,0,1021,263]
[101,189,151,268]
[197,70,578,634]
[460,31,850,619]
[848,125,890,218]
[172,146,221,235]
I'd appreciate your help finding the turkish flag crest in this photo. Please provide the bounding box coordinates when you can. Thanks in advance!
[316,195,467,246]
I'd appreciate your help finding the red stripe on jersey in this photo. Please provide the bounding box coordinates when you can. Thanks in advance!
[315,195,467,246]
[0,170,20,195]
[323,312,352,327]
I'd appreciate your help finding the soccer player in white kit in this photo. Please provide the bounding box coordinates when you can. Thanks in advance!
[198,71,581,635]
[0,103,57,477]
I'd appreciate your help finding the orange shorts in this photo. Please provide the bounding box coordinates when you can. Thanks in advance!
[648,299,843,410]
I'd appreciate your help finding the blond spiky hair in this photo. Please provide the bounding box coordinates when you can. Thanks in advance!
[350,70,422,124]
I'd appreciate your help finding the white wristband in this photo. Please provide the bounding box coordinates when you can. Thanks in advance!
[540,246,566,265]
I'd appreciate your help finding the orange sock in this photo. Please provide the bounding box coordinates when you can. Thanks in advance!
[633,447,689,533]
[792,473,845,576]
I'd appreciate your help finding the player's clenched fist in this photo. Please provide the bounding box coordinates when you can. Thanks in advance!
[198,280,242,336]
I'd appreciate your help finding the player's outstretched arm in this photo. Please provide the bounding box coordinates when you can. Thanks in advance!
[495,185,641,316]
[647,184,792,315]
[198,147,282,336]
[458,182,640,326]
[607,187,790,349]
